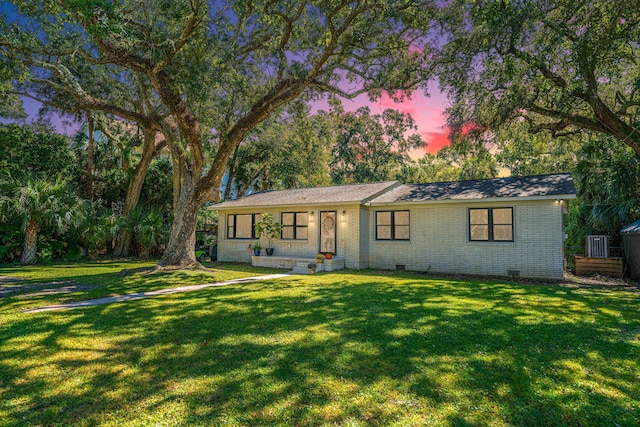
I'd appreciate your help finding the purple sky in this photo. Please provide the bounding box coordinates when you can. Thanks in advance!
[18,84,452,158]
[2,0,451,156]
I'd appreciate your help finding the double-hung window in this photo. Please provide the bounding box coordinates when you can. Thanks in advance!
[227,214,260,239]
[376,210,410,240]
[469,208,513,242]
[281,212,308,240]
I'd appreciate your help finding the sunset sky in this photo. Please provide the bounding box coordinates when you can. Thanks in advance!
[20,82,452,158]
[321,80,451,158]
[2,0,452,157]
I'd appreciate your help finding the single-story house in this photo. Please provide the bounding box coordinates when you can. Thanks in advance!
[212,173,576,279]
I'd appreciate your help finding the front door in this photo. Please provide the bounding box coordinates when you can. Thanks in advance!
[319,211,336,254]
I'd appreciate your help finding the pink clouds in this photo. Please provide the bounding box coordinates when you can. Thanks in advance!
[313,80,452,157]
[422,130,451,154]
[377,92,418,117]
[372,86,451,156]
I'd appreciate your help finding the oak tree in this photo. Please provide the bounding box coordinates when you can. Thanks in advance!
[2,0,433,267]
[330,104,426,184]
[435,0,640,156]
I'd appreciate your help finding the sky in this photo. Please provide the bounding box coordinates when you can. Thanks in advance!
[339,81,451,157]
[17,83,452,158]
[2,0,452,157]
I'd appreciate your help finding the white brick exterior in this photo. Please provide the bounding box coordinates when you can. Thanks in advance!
[217,199,566,279]
[217,204,364,269]
[367,200,565,280]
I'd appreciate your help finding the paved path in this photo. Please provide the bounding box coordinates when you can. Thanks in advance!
[23,273,292,313]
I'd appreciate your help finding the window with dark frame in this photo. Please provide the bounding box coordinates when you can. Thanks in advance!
[469,208,513,242]
[281,212,308,240]
[226,213,261,239]
[376,210,410,241]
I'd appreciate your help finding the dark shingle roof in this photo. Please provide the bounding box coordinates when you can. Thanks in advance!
[369,173,576,204]
[213,181,399,209]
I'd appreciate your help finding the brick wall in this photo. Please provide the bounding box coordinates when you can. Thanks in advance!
[218,200,566,279]
[217,205,363,268]
[367,200,565,280]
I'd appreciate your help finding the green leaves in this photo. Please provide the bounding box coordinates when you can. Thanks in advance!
[330,105,425,184]
[0,175,86,263]
[0,124,77,182]
[435,0,640,155]
[253,212,282,248]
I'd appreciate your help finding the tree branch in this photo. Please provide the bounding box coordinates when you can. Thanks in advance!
[153,0,203,73]
[509,47,568,89]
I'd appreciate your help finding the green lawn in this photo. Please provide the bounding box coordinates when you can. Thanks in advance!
[1,262,639,426]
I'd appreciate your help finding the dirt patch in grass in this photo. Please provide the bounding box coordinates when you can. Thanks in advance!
[392,269,639,291]
[563,271,639,290]
[117,265,159,276]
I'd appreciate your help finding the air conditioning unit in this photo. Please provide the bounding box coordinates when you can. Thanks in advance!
[585,235,609,258]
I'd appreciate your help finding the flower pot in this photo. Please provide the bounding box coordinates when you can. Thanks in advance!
[266,248,274,256]
[253,249,261,256]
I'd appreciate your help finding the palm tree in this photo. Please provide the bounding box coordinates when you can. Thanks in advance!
[0,177,86,264]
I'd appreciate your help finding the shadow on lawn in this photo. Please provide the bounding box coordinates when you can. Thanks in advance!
[0,263,278,311]
[1,273,639,426]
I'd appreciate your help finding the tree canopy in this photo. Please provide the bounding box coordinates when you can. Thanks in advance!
[222,101,333,199]
[1,0,435,266]
[0,123,76,180]
[435,0,640,156]
[330,104,425,183]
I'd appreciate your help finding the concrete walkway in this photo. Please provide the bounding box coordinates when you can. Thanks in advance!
[23,273,292,313]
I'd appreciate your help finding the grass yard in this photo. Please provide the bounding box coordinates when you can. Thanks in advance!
[1,262,639,426]
[0,260,284,312]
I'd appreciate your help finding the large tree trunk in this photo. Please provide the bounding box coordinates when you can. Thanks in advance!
[21,219,39,264]
[159,170,200,267]
[113,129,163,256]
[150,66,306,268]
[159,195,200,267]
[87,116,95,202]
[113,230,135,257]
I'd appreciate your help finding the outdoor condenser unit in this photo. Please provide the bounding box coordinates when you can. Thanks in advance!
[585,235,609,258]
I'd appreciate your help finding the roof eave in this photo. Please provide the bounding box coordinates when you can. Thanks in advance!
[211,200,367,211]
[210,181,400,211]
[366,193,577,207]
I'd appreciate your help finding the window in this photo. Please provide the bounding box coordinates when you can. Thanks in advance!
[281,212,308,240]
[376,210,410,240]
[469,208,513,242]
[227,214,260,239]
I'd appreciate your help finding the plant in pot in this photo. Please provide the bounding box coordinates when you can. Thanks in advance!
[254,213,282,256]
[315,253,325,263]
[252,242,262,256]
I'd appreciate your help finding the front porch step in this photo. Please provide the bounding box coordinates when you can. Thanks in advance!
[291,261,324,275]
[252,255,344,272]
[291,267,312,275]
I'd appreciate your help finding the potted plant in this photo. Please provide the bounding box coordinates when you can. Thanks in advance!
[316,253,325,263]
[254,213,283,256]
[252,242,262,256]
